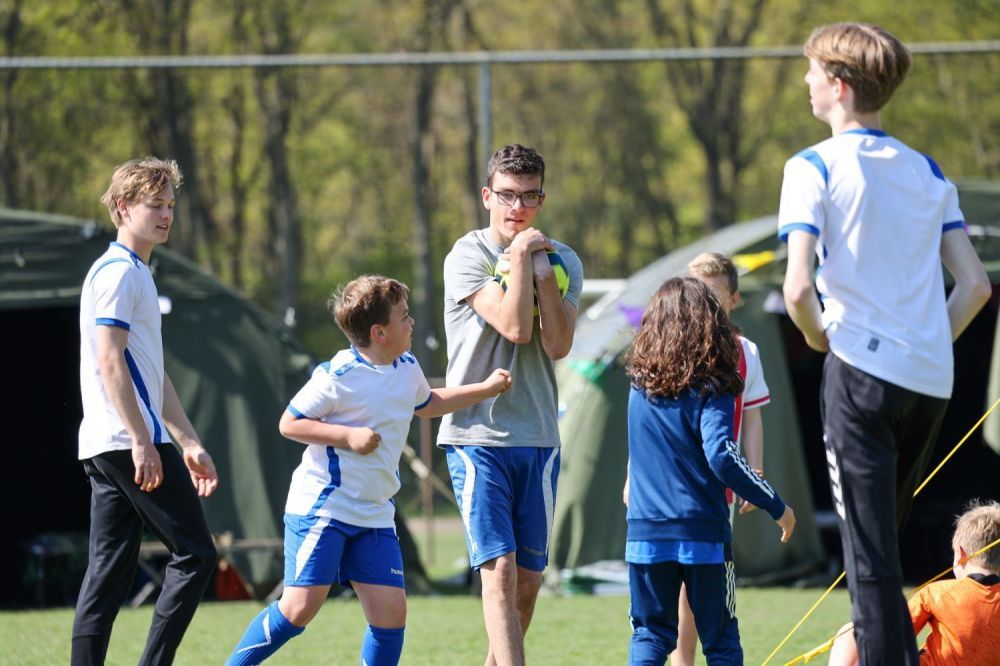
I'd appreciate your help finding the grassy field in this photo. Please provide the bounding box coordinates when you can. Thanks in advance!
[2,520,856,664]
[0,586,853,665]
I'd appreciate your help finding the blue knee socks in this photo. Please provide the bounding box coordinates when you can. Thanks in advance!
[360,625,405,666]
[226,601,304,665]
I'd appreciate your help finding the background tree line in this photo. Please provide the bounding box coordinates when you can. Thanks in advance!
[1,0,997,373]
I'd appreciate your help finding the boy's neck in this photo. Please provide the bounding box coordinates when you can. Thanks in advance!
[829,109,882,137]
[354,344,395,366]
[957,563,995,579]
[114,233,153,264]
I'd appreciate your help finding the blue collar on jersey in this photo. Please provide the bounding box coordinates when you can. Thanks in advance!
[841,128,887,137]
[111,241,145,265]
[349,346,376,369]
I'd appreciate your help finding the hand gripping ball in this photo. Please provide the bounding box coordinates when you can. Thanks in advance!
[494,250,570,314]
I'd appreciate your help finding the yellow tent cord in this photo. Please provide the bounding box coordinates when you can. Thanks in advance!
[763,396,1000,665]
[784,535,1000,665]
[913,396,1000,497]
[761,572,845,665]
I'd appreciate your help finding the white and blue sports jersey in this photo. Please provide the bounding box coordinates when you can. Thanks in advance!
[79,242,170,459]
[284,348,432,528]
[778,129,965,399]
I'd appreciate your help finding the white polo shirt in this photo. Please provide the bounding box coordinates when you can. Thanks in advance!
[284,348,432,528]
[778,129,965,399]
[79,242,170,459]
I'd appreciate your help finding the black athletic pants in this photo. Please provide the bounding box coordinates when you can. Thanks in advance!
[71,444,217,666]
[821,354,948,666]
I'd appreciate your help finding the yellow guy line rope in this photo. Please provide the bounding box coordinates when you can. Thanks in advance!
[784,534,1000,666]
[762,396,1000,666]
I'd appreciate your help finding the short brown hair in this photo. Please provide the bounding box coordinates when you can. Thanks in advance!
[486,144,545,188]
[953,500,1000,573]
[688,252,739,296]
[100,157,183,228]
[328,275,409,348]
[804,23,911,113]
[626,277,743,399]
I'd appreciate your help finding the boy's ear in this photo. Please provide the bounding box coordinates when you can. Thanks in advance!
[371,324,386,343]
[731,291,743,310]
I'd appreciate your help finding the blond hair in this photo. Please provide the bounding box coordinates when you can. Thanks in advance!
[328,275,409,348]
[804,23,911,113]
[688,252,738,297]
[100,157,183,228]
[953,500,1000,572]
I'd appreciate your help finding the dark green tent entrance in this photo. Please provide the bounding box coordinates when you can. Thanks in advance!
[551,183,1000,584]
[1,209,311,604]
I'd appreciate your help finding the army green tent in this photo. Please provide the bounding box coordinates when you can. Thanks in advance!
[551,183,1000,583]
[0,209,312,604]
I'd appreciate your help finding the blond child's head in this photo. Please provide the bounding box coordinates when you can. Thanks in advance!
[688,252,741,314]
[803,23,911,114]
[328,275,409,349]
[952,500,1000,575]
[100,157,183,228]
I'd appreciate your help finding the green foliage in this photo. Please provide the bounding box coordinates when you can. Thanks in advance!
[1,0,997,359]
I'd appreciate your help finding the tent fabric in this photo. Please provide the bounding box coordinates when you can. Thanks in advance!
[551,183,1000,581]
[551,217,826,579]
[1,210,311,590]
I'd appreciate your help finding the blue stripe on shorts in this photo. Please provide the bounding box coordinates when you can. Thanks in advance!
[444,445,560,571]
[283,513,404,589]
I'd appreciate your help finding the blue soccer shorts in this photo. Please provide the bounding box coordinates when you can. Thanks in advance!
[283,513,405,589]
[443,445,560,571]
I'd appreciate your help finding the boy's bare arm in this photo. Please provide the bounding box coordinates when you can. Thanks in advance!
[535,248,577,360]
[278,410,381,455]
[941,230,991,341]
[466,229,551,344]
[783,232,830,352]
[96,325,162,492]
[162,374,219,497]
[415,369,512,419]
[738,408,764,514]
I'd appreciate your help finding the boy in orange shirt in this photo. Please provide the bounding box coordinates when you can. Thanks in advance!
[829,500,1000,665]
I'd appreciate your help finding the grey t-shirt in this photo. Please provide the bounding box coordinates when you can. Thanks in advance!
[437,229,584,448]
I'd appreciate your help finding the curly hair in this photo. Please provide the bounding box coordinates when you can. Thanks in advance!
[626,277,743,399]
[100,157,183,228]
[328,275,409,348]
[485,144,545,188]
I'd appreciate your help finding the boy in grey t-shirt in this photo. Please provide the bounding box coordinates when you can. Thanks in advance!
[438,144,583,666]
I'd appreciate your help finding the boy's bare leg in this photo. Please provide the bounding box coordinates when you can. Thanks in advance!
[481,554,543,666]
[670,583,697,665]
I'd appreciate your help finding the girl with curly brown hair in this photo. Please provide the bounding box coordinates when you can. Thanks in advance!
[623,277,796,665]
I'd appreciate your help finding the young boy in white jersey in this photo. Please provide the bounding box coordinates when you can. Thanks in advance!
[663,252,771,665]
[779,23,991,664]
[226,275,511,666]
[73,157,220,666]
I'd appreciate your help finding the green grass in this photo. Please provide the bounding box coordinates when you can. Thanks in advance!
[0,587,853,665]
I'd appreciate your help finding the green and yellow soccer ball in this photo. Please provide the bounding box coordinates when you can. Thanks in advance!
[494,250,570,314]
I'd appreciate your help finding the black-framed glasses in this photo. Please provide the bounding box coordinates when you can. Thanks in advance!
[490,189,545,208]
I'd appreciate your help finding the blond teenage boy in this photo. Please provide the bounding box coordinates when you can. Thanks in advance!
[778,23,990,664]
[73,158,219,666]
[829,500,1000,665]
